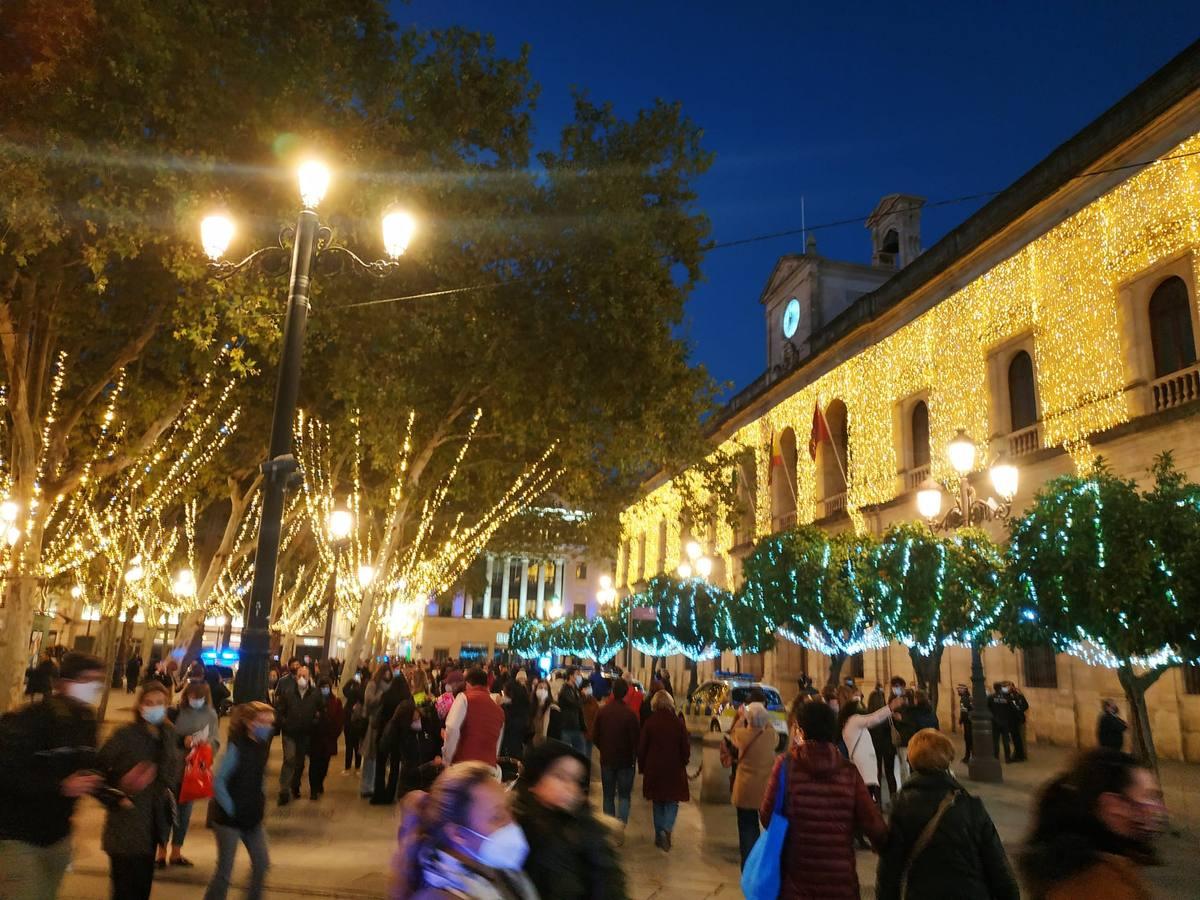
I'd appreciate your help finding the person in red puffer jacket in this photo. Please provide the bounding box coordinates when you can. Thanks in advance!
[760,698,888,899]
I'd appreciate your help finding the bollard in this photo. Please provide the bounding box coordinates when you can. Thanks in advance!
[699,731,732,804]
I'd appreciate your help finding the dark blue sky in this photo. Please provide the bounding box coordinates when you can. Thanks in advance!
[399,2,1196,394]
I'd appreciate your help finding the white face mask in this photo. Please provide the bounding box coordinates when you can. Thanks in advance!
[353,673,362,682]
[465,823,529,870]
[536,689,548,701]
[892,686,903,697]
[1000,686,1010,694]
[189,698,206,710]
[64,680,104,707]
[297,678,308,690]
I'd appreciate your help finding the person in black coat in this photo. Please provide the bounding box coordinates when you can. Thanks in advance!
[877,729,1018,900]
[371,668,413,805]
[1097,698,1128,751]
[513,741,627,900]
[273,666,325,805]
[500,679,532,761]
[341,672,367,773]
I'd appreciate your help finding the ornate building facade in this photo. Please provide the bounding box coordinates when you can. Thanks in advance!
[617,44,1200,760]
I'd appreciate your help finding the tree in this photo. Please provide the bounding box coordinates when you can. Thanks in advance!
[871,523,1004,713]
[740,525,881,687]
[1000,457,1198,772]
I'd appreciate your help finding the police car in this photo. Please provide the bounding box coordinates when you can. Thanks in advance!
[685,673,788,743]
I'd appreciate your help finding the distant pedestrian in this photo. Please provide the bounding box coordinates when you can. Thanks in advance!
[580,681,600,761]
[442,668,504,770]
[500,679,532,762]
[556,667,588,756]
[25,650,58,699]
[274,665,324,805]
[389,762,538,899]
[637,691,690,852]
[839,687,900,810]
[957,684,974,762]
[530,679,562,746]
[204,702,275,900]
[126,654,142,693]
[98,680,183,900]
[373,664,415,804]
[310,676,343,800]
[761,699,886,899]
[876,729,1018,899]
[342,669,367,774]
[589,664,611,702]
[989,682,1020,764]
[592,678,640,830]
[1097,699,1128,751]
[729,701,776,867]
[1022,748,1165,899]
[360,665,388,797]
[514,741,626,900]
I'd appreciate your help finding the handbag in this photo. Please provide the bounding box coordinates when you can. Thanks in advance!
[178,743,215,804]
[740,754,788,900]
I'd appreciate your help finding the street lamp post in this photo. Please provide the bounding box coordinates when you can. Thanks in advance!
[916,428,1016,784]
[203,162,415,703]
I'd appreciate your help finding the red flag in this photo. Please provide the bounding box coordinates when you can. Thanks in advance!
[809,402,829,460]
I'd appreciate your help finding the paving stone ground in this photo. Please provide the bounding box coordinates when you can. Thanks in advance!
[54,693,1200,898]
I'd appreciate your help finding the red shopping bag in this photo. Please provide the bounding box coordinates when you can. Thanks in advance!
[178,743,214,804]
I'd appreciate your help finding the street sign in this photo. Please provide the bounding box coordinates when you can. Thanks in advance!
[631,607,657,622]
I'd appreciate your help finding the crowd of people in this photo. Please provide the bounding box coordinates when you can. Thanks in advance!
[0,650,1172,900]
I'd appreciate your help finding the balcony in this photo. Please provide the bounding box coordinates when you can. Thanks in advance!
[771,511,797,533]
[1151,363,1200,413]
[903,464,930,492]
[1007,423,1040,458]
[819,492,847,519]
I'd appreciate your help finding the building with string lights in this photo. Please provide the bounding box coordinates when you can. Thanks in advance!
[616,43,1200,760]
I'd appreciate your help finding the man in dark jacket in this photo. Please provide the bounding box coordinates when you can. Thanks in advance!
[556,667,588,755]
[988,682,1020,764]
[588,664,611,702]
[1097,698,1128,750]
[876,728,1018,899]
[0,653,108,897]
[866,683,897,797]
[371,667,414,805]
[125,654,142,693]
[274,665,325,804]
[592,678,640,828]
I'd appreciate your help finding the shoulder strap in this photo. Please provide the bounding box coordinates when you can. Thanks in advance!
[899,789,961,900]
[850,725,866,759]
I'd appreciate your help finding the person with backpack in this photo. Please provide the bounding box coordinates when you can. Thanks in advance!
[876,728,1018,899]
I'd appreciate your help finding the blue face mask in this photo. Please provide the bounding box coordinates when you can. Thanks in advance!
[142,705,167,725]
[252,723,274,741]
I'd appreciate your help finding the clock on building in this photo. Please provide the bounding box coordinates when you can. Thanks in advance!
[781,297,801,339]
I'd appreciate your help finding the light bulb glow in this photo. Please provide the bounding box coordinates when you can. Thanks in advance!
[125,555,144,584]
[598,574,613,591]
[677,562,693,579]
[327,508,353,541]
[990,460,1019,500]
[5,526,20,546]
[70,584,84,599]
[916,480,944,520]
[200,215,235,261]
[548,600,563,619]
[297,160,331,208]
[357,564,376,588]
[685,541,702,561]
[695,556,713,579]
[946,429,977,476]
[173,568,196,598]
[382,209,416,258]
[0,499,19,523]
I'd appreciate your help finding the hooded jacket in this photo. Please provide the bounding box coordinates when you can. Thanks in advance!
[760,740,887,900]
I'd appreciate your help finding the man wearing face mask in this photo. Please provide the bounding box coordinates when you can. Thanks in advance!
[556,667,588,756]
[0,653,110,899]
[274,665,325,805]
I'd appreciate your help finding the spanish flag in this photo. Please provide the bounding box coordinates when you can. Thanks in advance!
[768,428,783,485]
[809,402,830,460]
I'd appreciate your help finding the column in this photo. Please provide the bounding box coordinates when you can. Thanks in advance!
[481,555,494,619]
[554,559,565,607]
[500,556,512,618]
[531,559,542,617]
[520,556,530,619]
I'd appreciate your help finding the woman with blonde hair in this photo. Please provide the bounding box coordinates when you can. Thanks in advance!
[876,728,1017,900]
[204,701,276,900]
[389,762,538,900]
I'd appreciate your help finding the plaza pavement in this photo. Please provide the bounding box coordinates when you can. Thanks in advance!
[53,693,1200,898]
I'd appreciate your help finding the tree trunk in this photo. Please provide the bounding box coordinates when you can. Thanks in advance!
[112,605,139,688]
[1117,663,1170,777]
[826,651,847,689]
[0,573,40,712]
[94,615,120,722]
[908,645,944,715]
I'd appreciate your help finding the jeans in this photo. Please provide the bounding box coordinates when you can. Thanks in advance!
[109,853,155,900]
[204,823,270,900]
[0,837,72,900]
[651,801,679,834]
[600,766,634,823]
[736,807,760,868]
[167,800,194,848]
[279,734,310,798]
[561,729,587,756]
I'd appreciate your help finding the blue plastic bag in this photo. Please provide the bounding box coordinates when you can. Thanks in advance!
[741,754,788,899]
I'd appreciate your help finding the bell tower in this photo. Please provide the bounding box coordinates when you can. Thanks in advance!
[866,194,925,270]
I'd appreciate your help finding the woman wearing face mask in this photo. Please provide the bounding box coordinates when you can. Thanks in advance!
[876,729,1017,900]
[1021,748,1166,899]
[343,669,367,775]
[310,676,344,800]
[513,742,626,900]
[529,680,562,751]
[98,680,183,900]
[204,702,276,900]
[361,665,390,798]
[389,762,539,900]
[500,679,531,763]
[158,681,221,868]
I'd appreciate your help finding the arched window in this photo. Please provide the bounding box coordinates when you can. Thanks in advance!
[770,427,798,528]
[1008,351,1037,431]
[819,400,848,500]
[1149,276,1196,378]
[910,400,930,469]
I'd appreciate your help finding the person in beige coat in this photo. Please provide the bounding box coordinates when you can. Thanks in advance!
[729,701,779,867]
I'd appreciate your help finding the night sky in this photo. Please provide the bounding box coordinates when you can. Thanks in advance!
[397,2,1196,395]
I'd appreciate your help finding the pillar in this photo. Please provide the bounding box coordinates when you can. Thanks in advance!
[482,555,494,618]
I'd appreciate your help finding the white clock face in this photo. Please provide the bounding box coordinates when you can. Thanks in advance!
[781,297,801,339]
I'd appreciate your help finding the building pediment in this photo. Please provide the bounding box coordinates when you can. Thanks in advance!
[758,255,811,306]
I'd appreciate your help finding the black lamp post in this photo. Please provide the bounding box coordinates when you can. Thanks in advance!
[202,161,416,703]
[916,429,1017,784]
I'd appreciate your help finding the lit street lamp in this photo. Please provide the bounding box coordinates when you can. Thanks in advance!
[203,160,415,703]
[917,428,1017,784]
